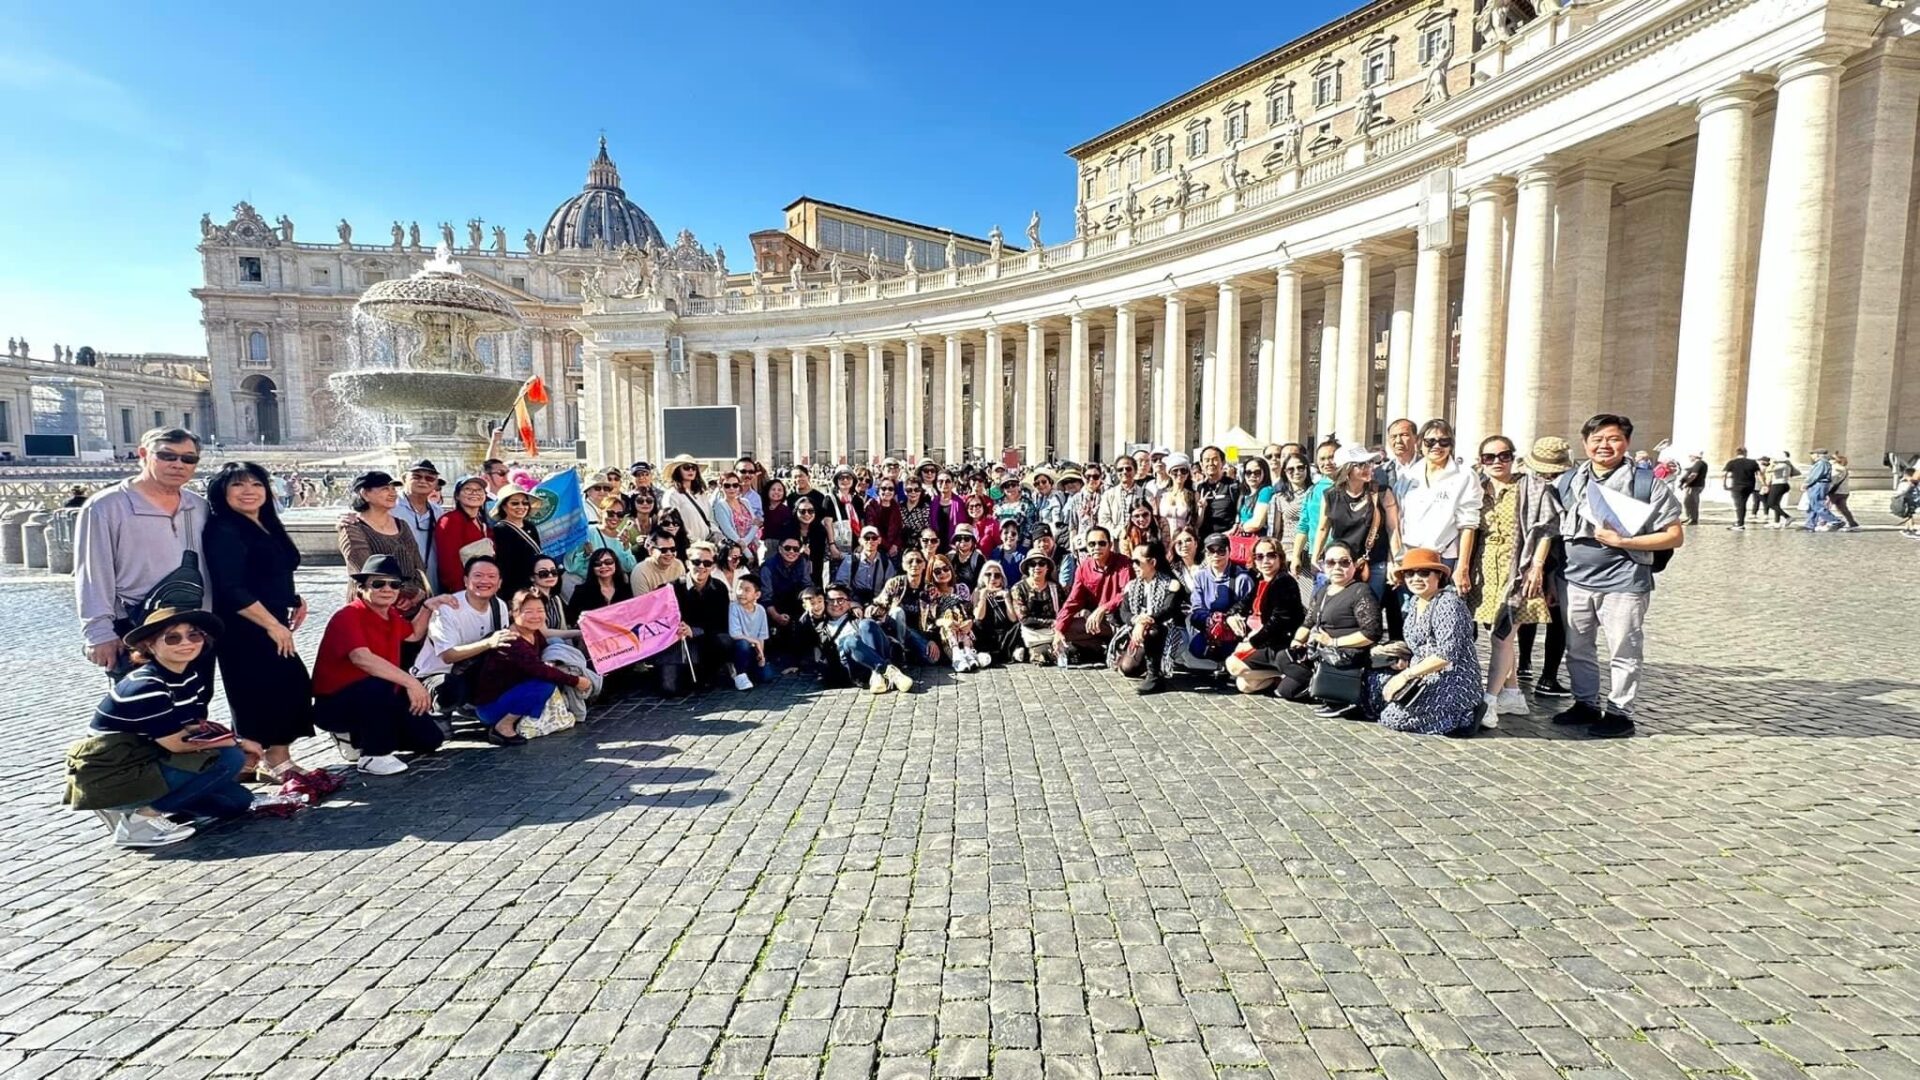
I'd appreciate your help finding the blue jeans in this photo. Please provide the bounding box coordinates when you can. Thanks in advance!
[151,745,252,819]
[1802,482,1840,529]
[887,609,935,664]
[476,681,556,725]
[729,638,777,682]
[837,620,894,677]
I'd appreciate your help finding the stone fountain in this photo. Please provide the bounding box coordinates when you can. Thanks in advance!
[328,243,527,479]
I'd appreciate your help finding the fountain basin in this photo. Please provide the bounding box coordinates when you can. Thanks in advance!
[327,370,527,416]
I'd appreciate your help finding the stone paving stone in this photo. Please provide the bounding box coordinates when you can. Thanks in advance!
[0,531,1917,1077]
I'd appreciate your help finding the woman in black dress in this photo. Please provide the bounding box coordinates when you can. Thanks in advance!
[490,487,542,595]
[203,462,315,779]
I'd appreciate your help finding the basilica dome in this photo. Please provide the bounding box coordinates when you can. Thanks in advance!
[539,137,666,255]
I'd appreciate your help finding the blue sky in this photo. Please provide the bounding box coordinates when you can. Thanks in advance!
[0,0,1352,356]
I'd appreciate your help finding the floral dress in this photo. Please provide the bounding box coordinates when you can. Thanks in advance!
[1474,482,1551,627]
[1368,589,1481,735]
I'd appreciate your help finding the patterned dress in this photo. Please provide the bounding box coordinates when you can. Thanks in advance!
[1474,482,1551,627]
[1368,589,1481,734]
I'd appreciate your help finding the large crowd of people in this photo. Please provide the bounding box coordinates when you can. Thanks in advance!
[64,412,1711,847]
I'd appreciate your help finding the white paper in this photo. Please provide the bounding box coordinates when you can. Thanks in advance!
[1588,480,1655,536]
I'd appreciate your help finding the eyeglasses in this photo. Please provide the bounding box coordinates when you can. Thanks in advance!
[1323,557,1354,568]
[780,544,801,553]
[158,629,207,645]
[688,559,714,567]
[1480,450,1516,465]
[1253,551,1280,560]
[488,470,508,478]
[1424,438,1454,449]
[534,569,560,578]
[365,578,403,590]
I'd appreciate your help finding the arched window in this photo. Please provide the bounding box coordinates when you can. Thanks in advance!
[247,331,269,364]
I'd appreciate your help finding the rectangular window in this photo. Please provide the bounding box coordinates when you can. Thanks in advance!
[819,217,842,252]
[1419,26,1448,64]
[121,408,134,445]
[182,411,193,433]
[1365,50,1391,87]
[309,266,331,286]
[1314,72,1339,108]
[153,410,165,429]
[1152,139,1172,173]
[1226,110,1248,143]
[238,256,262,283]
[510,276,527,291]
[1187,123,1209,159]
[1127,153,1141,182]
[1083,174,1096,200]
[0,400,10,442]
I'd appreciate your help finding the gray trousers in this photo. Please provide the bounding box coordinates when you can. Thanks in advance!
[1562,583,1651,715]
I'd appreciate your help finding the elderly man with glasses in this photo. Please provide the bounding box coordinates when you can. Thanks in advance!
[1052,525,1134,666]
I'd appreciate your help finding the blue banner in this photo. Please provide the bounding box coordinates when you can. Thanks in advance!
[531,471,589,560]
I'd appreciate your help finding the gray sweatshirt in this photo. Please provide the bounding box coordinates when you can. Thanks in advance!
[73,479,209,646]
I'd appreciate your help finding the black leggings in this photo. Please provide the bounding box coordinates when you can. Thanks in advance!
[1765,483,1792,523]
[1731,488,1754,527]
[1517,613,1566,683]
[315,679,445,757]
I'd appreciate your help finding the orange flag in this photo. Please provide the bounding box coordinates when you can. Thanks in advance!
[514,399,538,457]
[524,375,549,406]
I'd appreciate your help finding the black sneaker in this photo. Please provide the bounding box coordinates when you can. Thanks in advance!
[1533,677,1572,699]
[1551,701,1602,726]
[1136,671,1164,695]
[1584,710,1635,739]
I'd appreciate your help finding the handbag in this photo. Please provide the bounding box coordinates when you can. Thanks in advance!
[457,537,496,563]
[1387,674,1431,711]
[1307,662,1366,705]
[1227,532,1258,565]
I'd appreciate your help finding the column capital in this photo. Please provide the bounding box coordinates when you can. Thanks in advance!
[751,345,771,359]
[1068,310,1089,327]
[1464,175,1516,201]
[1339,241,1385,261]
[1275,263,1303,283]
[1772,47,1853,87]
[1692,73,1770,116]
[1514,162,1559,189]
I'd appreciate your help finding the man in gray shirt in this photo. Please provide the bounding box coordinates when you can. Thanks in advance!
[74,428,210,677]
[393,459,445,574]
[1552,413,1685,739]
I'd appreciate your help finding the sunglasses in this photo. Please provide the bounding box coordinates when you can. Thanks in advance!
[797,509,815,516]
[723,483,740,490]
[920,536,940,544]
[1424,438,1454,449]
[933,567,953,575]
[781,544,801,553]
[862,532,880,540]
[1205,546,1230,555]
[488,470,508,478]
[653,546,676,554]
[592,560,618,568]
[1253,551,1280,560]
[1402,568,1442,579]
[603,512,624,520]
[688,559,714,567]
[365,578,403,589]
[157,629,207,645]
[1086,539,1110,548]
[534,569,560,578]
[1130,558,1150,567]
[1480,451,1515,464]
[955,536,975,544]
[1323,557,1354,568]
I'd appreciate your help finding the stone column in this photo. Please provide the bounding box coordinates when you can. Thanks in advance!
[828,345,849,464]
[1253,296,1276,443]
[715,349,734,406]
[1745,51,1846,458]
[1161,295,1188,451]
[903,338,923,462]
[852,346,869,459]
[1067,313,1092,461]
[866,343,887,459]
[943,334,963,461]
[1386,260,1416,425]
[1554,166,1617,434]
[1215,282,1242,439]
[983,327,1004,461]
[1113,304,1138,453]
[1198,307,1219,444]
[582,346,610,466]
[1457,177,1513,449]
[1336,247,1373,445]
[1271,266,1302,442]
[1501,165,1558,447]
[790,347,812,465]
[1409,234,1451,424]
[752,348,773,458]
[1315,281,1341,442]
[1670,80,1765,464]
[1024,324,1046,461]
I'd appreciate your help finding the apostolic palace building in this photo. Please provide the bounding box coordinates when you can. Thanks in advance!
[196,0,1920,481]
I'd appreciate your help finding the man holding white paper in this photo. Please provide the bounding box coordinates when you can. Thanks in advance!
[1551,413,1685,739]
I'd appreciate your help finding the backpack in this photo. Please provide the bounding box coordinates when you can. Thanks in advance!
[1556,464,1673,573]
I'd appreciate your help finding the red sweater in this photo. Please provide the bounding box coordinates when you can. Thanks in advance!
[470,632,576,705]
[435,511,492,593]
[1054,554,1133,632]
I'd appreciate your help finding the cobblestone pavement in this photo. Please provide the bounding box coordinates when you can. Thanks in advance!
[1,522,1917,1080]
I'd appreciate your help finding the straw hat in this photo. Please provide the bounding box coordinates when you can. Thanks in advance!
[122,606,224,652]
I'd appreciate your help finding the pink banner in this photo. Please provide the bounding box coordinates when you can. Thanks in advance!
[578,586,683,673]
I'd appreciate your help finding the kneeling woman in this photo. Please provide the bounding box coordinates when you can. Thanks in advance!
[1114,540,1188,694]
[1368,549,1483,735]
[69,608,257,847]
[469,589,594,745]
[1223,538,1308,693]
[1274,542,1381,716]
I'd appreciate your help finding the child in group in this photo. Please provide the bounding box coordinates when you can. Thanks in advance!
[728,574,776,689]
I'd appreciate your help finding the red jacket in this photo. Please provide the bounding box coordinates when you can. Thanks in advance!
[435,511,491,593]
[1054,553,1133,632]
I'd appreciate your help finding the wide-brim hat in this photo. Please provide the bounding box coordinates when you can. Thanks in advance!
[122,606,224,652]
[1057,469,1085,484]
[1526,436,1574,477]
[1021,553,1054,573]
[1333,445,1380,468]
[350,553,408,583]
[1391,548,1451,585]
[1029,467,1056,482]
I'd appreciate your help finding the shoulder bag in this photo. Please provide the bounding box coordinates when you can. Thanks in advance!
[434,598,507,711]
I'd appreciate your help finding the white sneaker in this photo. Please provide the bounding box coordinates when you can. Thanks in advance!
[1481,694,1503,729]
[952,650,973,673]
[733,672,753,691]
[869,671,891,694]
[884,665,914,693]
[113,814,195,848]
[975,652,993,668]
[332,734,361,763]
[1495,688,1530,716]
[357,755,408,776]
